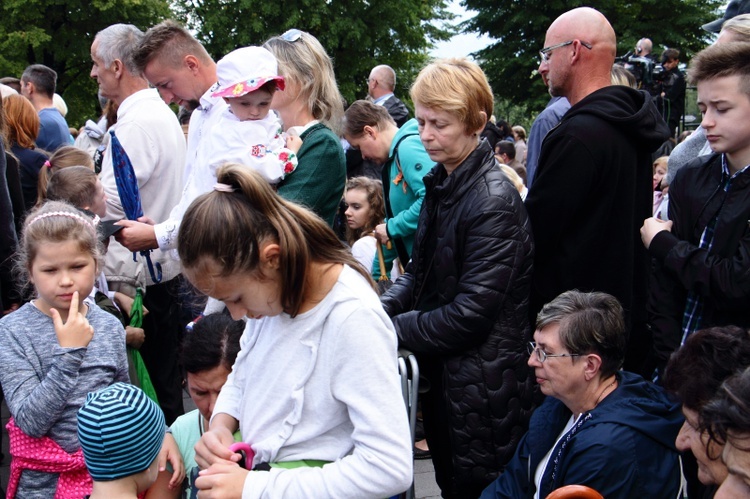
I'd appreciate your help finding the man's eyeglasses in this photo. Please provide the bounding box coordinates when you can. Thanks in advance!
[527,341,582,363]
[539,40,593,64]
[280,29,303,42]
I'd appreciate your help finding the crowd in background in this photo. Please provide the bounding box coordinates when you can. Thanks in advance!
[0,2,749,499]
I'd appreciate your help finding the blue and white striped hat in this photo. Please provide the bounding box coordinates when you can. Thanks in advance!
[77,383,165,481]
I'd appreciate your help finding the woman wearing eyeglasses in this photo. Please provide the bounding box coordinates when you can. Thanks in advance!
[381,58,535,498]
[262,29,346,228]
[481,290,684,499]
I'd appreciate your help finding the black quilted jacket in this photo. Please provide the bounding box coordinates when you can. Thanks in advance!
[382,139,536,486]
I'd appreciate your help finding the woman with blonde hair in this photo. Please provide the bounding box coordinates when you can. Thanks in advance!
[381,58,535,497]
[263,29,346,227]
[3,94,48,212]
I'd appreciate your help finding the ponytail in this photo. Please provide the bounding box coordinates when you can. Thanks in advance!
[178,163,374,316]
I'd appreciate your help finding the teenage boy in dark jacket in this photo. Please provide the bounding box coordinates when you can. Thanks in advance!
[641,42,750,376]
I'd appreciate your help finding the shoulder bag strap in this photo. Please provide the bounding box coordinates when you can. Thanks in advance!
[382,133,418,265]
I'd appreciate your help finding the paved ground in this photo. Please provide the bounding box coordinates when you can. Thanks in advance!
[0,390,440,498]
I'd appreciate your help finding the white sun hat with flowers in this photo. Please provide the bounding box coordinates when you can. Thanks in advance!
[213,46,285,99]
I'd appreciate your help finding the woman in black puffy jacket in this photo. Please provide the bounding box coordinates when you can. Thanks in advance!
[381,58,536,498]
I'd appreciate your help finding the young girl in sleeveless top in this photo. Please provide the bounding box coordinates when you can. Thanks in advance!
[0,200,129,497]
[182,164,412,498]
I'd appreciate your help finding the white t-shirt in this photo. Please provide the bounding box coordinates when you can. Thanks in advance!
[534,414,579,499]
[351,235,377,274]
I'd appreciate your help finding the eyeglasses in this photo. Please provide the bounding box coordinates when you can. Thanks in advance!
[539,40,593,64]
[527,341,582,363]
[280,29,303,42]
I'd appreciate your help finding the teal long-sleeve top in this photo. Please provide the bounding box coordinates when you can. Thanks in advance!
[372,119,433,279]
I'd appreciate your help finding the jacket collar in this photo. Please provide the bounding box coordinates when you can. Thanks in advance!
[424,139,495,206]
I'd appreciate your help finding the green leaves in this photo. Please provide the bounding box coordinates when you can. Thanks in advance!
[0,0,171,126]
[176,0,453,105]
[463,0,723,116]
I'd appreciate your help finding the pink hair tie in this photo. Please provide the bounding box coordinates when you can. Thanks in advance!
[44,160,52,169]
[213,183,235,193]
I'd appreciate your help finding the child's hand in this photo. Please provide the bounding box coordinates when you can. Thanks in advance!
[51,291,94,348]
[195,462,249,498]
[286,135,303,154]
[113,292,150,318]
[113,291,134,316]
[640,217,673,249]
[194,426,241,470]
[125,326,146,349]
[159,433,186,490]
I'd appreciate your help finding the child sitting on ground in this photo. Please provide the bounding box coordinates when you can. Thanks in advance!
[78,382,166,498]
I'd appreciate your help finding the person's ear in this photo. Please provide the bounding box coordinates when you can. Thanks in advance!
[583,354,603,381]
[473,111,488,136]
[260,242,281,272]
[363,125,378,140]
[184,55,200,74]
[111,59,124,78]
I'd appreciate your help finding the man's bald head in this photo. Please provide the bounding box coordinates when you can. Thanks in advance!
[546,7,616,58]
[637,38,653,56]
[541,7,617,105]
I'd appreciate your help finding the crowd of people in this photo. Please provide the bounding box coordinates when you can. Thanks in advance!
[0,2,749,499]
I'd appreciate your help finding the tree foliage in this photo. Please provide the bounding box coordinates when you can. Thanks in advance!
[0,0,172,127]
[172,0,454,105]
[463,0,723,116]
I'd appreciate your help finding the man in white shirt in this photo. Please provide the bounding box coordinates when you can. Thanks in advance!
[90,23,187,423]
[116,20,225,254]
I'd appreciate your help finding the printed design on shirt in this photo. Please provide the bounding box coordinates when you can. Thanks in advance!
[251,144,267,158]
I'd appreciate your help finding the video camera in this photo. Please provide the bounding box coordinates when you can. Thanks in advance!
[615,51,665,94]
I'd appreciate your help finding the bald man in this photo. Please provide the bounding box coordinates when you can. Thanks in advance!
[367,64,410,127]
[525,8,670,375]
[636,37,653,58]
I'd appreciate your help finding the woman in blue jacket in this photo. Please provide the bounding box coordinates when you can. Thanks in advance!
[481,291,684,499]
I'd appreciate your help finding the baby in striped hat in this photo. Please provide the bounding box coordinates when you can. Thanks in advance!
[77,383,165,498]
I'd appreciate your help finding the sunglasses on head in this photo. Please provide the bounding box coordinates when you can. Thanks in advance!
[280,29,303,42]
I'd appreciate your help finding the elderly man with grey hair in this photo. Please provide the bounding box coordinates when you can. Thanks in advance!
[90,23,187,424]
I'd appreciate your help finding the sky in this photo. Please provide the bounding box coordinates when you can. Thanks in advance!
[429,0,494,59]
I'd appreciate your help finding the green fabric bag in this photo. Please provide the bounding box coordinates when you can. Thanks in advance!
[127,288,159,404]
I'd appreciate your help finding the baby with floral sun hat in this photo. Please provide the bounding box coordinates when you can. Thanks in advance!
[206,46,300,184]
